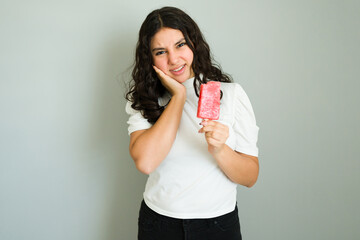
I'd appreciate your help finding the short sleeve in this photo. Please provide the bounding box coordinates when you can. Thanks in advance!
[125,101,152,135]
[232,84,259,157]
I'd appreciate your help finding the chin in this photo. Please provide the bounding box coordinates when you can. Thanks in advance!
[174,76,190,83]
[173,72,193,82]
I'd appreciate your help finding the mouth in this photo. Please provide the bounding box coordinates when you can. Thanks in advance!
[170,64,185,73]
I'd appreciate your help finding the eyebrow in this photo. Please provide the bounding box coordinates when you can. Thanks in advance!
[152,38,186,52]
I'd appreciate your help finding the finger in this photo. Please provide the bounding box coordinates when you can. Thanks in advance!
[200,121,227,134]
[206,125,229,140]
[204,125,217,133]
[199,125,215,133]
[153,65,173,86]
[153,65,165,77]
[210,122,229,135]
[205,134,225,149]
[200,119,213,126]
[153,65,160,72]
[206,137,222,147]
[205,130,224,142]
[202,123,227,133]
[199,124,224,134]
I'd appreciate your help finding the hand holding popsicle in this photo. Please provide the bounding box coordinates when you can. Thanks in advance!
[199,119,229,155]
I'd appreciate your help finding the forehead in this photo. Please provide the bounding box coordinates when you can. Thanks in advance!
[150,27,185,47]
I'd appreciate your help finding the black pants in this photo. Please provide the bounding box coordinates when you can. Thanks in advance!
[138,200,242,240]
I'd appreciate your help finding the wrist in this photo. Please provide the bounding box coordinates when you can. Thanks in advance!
[210,144,228,159]
[171,88,186,102]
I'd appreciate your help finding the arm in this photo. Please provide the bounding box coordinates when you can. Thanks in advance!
[213,145,259,187]
[198,120,259,187]
[129,66,186,175]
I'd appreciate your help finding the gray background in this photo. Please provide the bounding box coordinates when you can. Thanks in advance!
[1,0,359,239]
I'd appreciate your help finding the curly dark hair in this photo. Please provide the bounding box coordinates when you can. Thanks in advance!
[125,6,232,124]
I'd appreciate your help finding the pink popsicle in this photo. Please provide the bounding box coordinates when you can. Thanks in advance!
[197,81,221,120]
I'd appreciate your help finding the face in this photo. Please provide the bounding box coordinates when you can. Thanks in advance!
[150,27,194,83]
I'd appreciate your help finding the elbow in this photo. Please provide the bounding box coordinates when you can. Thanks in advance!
[134,157,155,175]
[130,149,153,175]
[231,174,258,187]
[244,172,259,188]
[245,157,259,188]
[236,167,258,188]
[245,178,257,188]
[130,148,162,175]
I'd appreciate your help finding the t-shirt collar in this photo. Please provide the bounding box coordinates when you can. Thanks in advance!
[182,76,196,91]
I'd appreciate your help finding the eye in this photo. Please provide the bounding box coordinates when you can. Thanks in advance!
[177,42,186,48]
[155,50,166,56]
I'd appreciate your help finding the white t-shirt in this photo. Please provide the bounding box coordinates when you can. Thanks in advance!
[125,77,259,219]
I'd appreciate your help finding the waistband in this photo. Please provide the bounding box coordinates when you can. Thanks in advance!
[140,199,238,223]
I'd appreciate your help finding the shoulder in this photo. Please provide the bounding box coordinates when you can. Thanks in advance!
[125,101,136,114]
[220,82,248,101]
[126,100,146,115]
[219,81,256,118]
[220,82,244,92]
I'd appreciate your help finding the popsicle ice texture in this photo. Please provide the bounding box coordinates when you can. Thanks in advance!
[197,81,221,120]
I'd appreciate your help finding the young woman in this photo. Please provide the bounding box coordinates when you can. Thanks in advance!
[125,6,259,240]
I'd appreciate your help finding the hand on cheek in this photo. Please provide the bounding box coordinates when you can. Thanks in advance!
[153,65,185,96]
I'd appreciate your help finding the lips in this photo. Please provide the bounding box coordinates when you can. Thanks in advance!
[171,64,185,72]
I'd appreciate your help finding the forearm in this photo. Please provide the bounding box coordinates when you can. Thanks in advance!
[130,93,185,174]
[213,145,259,187]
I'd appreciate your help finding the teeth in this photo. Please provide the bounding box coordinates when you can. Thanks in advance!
[173,65,184,72]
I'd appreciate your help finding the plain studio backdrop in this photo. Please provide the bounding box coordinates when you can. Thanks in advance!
[1,0,359,239]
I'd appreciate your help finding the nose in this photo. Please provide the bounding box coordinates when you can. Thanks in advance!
[168,50,179,65]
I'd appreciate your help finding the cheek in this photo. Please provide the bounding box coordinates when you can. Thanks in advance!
[153,58,168,72]
[185,50,194,64]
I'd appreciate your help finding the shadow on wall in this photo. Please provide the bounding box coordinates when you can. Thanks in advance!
[90,29,147,239]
